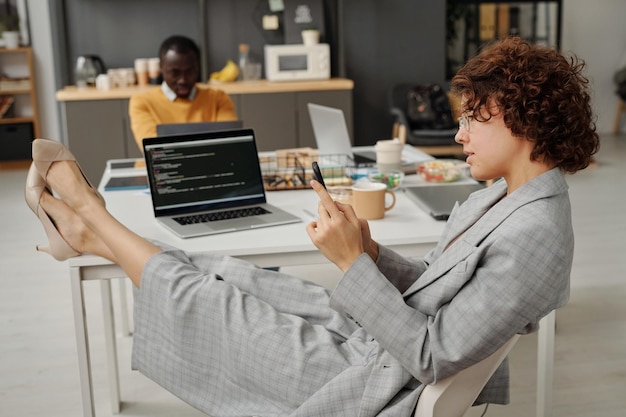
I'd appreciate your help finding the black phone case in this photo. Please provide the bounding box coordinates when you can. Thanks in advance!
[312,161,326,189]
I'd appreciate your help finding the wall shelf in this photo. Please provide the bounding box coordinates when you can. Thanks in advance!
[446,1,562,79]
[0,116,34,124]
[0,46,39,161]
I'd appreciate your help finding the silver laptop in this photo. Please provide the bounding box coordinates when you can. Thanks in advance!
[142,128,301,238]
[307,103,420,172]
[156,120,244,137]
[405,183,486,220]
[307,103,377,166]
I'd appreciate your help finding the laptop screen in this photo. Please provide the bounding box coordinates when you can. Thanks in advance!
[143,130,267,217]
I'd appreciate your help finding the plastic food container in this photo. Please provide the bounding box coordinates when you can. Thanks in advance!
[417,159,468,183]
[367,169,405,190]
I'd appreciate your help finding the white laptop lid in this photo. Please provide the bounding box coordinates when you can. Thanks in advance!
[307,103,355,156]
[142,128,301,238]
[308,103,430,172]
[307,103,378,166]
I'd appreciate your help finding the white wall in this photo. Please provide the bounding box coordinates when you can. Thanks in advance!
[561,0,626,133]
[27,0,60,140]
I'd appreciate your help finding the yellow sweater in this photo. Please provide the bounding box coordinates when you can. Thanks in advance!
[129,85,238,151]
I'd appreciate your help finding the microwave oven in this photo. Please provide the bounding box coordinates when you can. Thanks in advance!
[264,44,330,82]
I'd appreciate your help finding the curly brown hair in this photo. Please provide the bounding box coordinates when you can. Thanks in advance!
[451,37,599,173]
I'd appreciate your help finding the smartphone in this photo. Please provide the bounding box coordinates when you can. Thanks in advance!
[312,161,326,189]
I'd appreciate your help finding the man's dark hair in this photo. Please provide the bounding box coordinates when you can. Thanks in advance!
[159,35,201,63]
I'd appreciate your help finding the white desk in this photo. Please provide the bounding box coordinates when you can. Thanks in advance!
[67,162,554,417]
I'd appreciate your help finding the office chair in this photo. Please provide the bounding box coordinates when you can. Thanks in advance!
[389,83,463,156]
[414,334,520,417]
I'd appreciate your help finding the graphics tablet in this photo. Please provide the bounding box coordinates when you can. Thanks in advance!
[404,182,486,220]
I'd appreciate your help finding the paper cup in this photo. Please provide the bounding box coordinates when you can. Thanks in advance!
[375,139,403,171]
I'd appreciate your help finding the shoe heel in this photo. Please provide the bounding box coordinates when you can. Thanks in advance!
[25,163,80,261]
[33,204,80,261]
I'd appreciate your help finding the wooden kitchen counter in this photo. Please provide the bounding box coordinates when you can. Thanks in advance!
[55,78,354,101]
[56,78,354,184]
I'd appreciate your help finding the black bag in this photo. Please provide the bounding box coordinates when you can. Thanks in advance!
[406,84,456,130]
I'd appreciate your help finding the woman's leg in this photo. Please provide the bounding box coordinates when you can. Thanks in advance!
[38,191,116,261]
[43,159,160,287]
[183,252,362,338]
[131,249,374,416]
[41,159,373,415]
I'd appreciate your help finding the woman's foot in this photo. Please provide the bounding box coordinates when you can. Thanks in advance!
[38,191,117,261]
[32,138,105,207]
[24,163,80,260]
[31,139,159,285]
[44,160,105,215]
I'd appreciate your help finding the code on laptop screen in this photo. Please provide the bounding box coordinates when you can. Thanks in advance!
[144,134,266,212]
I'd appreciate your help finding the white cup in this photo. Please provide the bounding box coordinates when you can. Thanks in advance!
[2,31,19,49]
[110,68,134,88]
[148,57,161,83]
[301,29,320,46]
[375,138,403,171]
[134,58,149,86]
[95,74,111,91]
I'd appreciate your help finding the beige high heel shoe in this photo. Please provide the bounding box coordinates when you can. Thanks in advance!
[32,138,105,204]
[24,163,80,260]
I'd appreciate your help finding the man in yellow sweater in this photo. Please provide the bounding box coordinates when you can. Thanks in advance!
[129,35,238,151]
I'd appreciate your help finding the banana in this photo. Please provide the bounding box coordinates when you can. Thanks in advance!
[209,59,239,82]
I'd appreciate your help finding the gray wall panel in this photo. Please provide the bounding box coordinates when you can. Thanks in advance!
[64,0,200,76]
[342,0,446,145]
[61,0,443,146]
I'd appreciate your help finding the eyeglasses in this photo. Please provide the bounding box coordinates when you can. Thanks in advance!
[458,114,472,132]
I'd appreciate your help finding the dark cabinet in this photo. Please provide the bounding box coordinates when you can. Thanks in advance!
[62,100,130,183]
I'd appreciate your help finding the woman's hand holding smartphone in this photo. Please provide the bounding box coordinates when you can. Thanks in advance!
[308,161,379,267]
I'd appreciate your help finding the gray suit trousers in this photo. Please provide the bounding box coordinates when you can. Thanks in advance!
[132,251,382,416]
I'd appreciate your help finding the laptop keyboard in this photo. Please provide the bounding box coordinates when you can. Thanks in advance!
[174,206,270,225]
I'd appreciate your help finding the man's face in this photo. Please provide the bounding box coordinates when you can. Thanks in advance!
[160,49,199,99]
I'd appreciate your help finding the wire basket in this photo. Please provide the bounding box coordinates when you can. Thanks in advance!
[259,148,354,191]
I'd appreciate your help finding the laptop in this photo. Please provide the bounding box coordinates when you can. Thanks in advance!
[307,103,377,166]
[404,182,486,220]
[156,120,244,137]
[142,128,301,238]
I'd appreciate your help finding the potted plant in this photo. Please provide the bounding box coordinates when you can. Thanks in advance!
[301,26,320,46]
[0,8,20,49]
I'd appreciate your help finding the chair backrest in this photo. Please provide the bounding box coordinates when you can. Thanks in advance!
[414,334,520,417]
[388,83,459,146]
[389,83,415,116]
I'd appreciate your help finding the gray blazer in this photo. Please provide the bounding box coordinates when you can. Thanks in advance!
[132,168,572,417]
[323,167,573,416]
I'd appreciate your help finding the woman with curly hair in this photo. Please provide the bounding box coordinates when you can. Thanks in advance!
[25,37,598,416]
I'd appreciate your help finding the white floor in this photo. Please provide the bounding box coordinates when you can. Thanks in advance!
[1,134,625,417]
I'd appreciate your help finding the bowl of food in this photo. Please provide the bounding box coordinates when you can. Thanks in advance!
[417,159,468,183]
[367,169,405,190]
